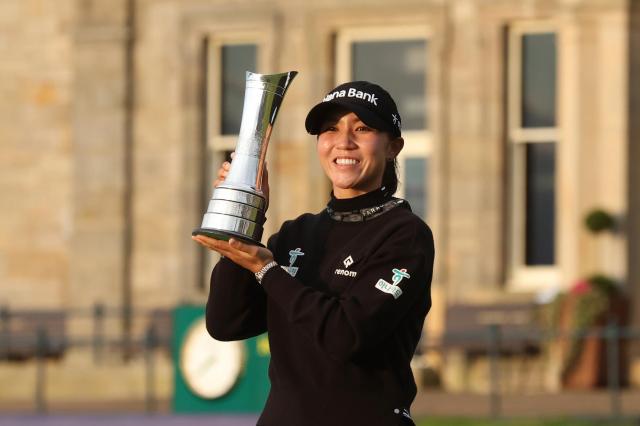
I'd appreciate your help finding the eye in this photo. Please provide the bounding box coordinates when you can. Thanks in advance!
[319,124,338,134]
[355,125,373,132]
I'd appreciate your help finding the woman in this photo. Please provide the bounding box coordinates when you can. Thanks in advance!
[192,81,434,425]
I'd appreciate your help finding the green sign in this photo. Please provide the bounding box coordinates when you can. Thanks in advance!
[172,305,270,413]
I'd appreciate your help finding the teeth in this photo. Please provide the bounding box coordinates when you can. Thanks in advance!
[336,158,358,165]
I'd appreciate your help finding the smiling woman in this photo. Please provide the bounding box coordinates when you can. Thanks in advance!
[315,109,403,199]
[192,80,435,426]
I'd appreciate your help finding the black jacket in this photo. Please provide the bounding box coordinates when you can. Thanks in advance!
[206,189,435,425]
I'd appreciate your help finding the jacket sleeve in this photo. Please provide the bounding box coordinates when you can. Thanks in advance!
[259,220,434,362]
[205,234,277,341]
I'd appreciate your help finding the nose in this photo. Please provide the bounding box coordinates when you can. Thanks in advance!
[335,128,357,150]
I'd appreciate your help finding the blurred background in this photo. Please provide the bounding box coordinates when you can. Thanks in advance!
[1,0,640,424]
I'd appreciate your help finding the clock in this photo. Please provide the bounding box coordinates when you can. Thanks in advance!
[179,316,246,399]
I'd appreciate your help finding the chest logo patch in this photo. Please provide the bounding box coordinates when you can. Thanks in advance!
[335,254,357,278]
[282,248,304,277]
[375,268,410,299]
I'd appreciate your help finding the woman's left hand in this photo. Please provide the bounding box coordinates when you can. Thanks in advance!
[192,235,274,273]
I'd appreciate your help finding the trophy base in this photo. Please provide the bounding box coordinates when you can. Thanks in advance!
[192,227,265,248]
[196,184,267,247]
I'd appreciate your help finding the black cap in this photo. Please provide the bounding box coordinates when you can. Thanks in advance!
[305,81,402,137]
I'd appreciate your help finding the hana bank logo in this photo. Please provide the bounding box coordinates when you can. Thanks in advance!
[323,88,379,106]
[374,268,410,299]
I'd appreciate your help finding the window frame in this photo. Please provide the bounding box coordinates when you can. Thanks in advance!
[506,21,561,291]
[335,26,432,218]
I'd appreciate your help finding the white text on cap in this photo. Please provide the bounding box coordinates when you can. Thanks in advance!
[323,88,379,106]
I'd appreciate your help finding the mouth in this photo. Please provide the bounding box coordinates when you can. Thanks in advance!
[334,157,360,166]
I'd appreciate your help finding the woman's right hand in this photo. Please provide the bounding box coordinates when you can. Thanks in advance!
[213,152,270,209]
[213,159,232,189]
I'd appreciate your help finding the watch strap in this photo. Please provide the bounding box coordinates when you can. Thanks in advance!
[255,260,278,284]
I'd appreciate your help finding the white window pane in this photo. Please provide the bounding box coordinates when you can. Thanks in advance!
[521,33,556,128]
[351,40,427,130]
[525,142,555,265]
[404,157,428,219]
[221,44,257,135]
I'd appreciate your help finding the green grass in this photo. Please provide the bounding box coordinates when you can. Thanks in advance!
[414,418,637,426]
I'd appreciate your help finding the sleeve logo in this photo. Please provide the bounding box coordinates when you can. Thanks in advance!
[282,248,304,277]
[374,268,410,299]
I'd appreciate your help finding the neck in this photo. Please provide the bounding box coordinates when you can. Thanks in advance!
[332,188,367,199]
[328,186,393,212]
[332,182,382,200]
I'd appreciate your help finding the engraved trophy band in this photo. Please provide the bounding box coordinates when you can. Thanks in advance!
[193,71,297,245]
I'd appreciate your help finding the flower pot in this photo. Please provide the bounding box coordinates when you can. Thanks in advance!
[557,295,627,389]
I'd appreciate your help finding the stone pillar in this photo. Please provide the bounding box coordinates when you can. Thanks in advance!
[445,0,501,301]
[71,0,131,332]
[131,0,190,309]
[628,0,640,382]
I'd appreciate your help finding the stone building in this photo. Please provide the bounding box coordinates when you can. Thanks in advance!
[1,0,639,403]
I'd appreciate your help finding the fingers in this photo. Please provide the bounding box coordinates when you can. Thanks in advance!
[192,237,242,264]
[192,235,224,253]
[192,235,273,273]
[213,152,235,188]
[229,238,275,266]
[213,161,232,188]
[228,237,242,249]
[228,238,256,255]
[192,236,253,257]
[262,162,270,209]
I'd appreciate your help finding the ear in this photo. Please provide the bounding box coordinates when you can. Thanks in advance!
[386,137,404,159]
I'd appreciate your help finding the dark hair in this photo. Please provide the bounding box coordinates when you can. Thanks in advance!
[382,158,399,195]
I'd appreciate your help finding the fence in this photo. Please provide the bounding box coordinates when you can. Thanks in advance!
[420,322,640,419]
[0,304,171,413]
[0,305,639,420]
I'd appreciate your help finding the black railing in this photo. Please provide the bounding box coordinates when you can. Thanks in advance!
[0,305,639,419]
[0,304,171,414]
[0,304,172,361]
[423,321,640,420]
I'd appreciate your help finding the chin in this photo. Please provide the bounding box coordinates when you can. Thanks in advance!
[332,181,358,191]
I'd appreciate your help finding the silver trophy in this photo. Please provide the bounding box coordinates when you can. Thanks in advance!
[193,71,297,245]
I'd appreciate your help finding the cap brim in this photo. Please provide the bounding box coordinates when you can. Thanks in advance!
[305,99,393,136]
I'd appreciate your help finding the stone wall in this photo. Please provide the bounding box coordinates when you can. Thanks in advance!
[0,0,76,308]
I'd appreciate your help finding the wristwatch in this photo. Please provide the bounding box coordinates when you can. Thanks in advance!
[255,261,278,284]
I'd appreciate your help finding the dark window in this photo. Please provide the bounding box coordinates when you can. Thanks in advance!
[521,33,556,128]
[404,157,428,219]
[221,44,257,135]
[525,142,555,265]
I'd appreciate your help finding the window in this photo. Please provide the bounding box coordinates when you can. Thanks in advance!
[336,27,431,221]
[507,24,559,289]
[208,42,258,144]
[220,44,257,135]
